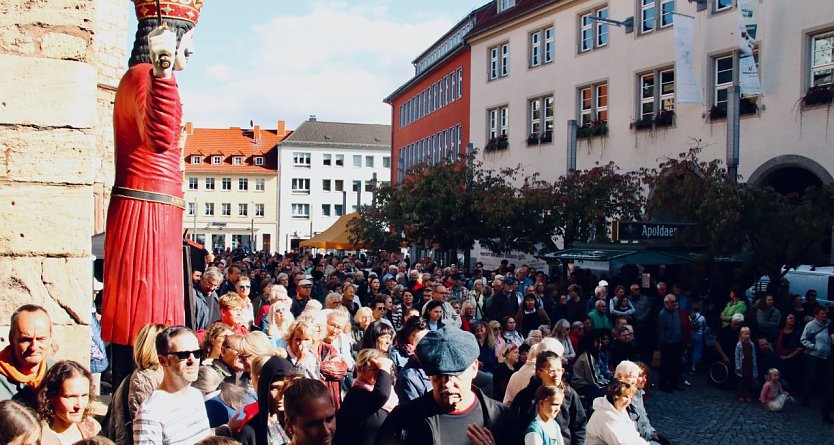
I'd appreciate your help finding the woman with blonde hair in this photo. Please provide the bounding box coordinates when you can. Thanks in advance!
[353,306,373,347]
[489,319,507,359]
[553,319,577,366]
[202,323,233,365]
[265,297,294,350]
[256,285,290,332]
[105,322,167,444]
[240,331,283,376]
[323,308,355,372]
[37,360,100,444]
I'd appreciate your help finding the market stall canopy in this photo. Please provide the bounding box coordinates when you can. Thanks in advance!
[299,213,366,250]
[541,248,692,265]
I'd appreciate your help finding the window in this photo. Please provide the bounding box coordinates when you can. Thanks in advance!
[365,181,374,192]
[321,204,331,217]
[292,178,311,193]
[383,156,391,168]
[255,204,264,217]
[811,32,834,88]
[221,203,231,216]
[238,178,248,191]
[498,0,515,12]
[353,155,362,167]
[212,155,221,165]
[365,155,374,168]
[352,180,361,192]
[579,7,608,52]
[323,154,332,166]
[222,177,232,191]
[334,204,344,216]
[291,203,310,218]
[457,68,463,97]
[335,180,344,192]
[579,82,608,126]
[191,156,201,164]
[529,95,554,140]
[254,156,264,166]
[641,0,674,34]
[322,179,331,192]
[489,42,510,80]
[255,178,265,191]
[488,106,509,139]
[714,55,734,111]
[187,202,195,216]
[233,156,243,165]
[238,203,248,217]
[205,177,215,190]
[714,0,733,13]
[293,152,311,167]
[335,154,344,167]
[188,177,198,190]
[204,202,214,216]
[638,69,675,120]
[530,27,554,67]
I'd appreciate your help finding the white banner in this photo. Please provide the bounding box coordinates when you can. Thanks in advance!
[470,241,549,273]
[738,0,761,96]
[674,14,702,104]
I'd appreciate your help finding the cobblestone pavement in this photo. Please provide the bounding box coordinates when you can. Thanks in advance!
[645,373,834,445]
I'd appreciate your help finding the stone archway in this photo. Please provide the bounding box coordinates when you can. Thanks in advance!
[748,155,832,195]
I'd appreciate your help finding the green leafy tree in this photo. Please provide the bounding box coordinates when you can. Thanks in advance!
[347,182,404,253]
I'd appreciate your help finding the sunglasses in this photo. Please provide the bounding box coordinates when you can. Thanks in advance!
[374,306,385,311]
[168,349,204,361]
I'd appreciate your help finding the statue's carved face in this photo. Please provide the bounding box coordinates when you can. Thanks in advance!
[175,28,195,71]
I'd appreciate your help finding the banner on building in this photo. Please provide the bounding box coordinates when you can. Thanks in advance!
[674,14,702,104]
[738,0,761,96]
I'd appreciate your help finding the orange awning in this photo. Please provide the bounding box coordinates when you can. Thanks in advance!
[299,213,366,250]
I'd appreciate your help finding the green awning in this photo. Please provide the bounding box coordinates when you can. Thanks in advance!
[542,249,637,262]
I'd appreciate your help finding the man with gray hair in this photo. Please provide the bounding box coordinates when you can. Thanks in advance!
[194,267,222,330]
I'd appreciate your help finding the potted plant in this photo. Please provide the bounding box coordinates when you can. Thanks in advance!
[709,104,727,120]
[577,120,608,138]
[654,110,675,127]
[631,116,654,130]
[802,85,833,107]
[485,134,509,152]
[540,130,553,143]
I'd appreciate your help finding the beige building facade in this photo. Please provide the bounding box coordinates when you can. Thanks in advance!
[469,0,834,191]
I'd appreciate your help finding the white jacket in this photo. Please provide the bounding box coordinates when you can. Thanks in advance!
[585,397,650,445]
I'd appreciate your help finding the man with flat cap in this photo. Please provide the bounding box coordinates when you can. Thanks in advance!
[375,326,515,445]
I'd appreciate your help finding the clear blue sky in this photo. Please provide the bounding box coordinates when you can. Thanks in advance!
[128,0,487,130]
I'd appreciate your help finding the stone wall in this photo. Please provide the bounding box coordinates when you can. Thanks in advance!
[0,0,128,364]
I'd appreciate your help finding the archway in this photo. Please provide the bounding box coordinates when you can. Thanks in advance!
[748,155,832,195]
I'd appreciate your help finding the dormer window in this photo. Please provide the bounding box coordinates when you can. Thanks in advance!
[254,156,264,166]
[233,156,243,165]
[498,0,515,13]
[212,155,222,165]
[191,156,202,164]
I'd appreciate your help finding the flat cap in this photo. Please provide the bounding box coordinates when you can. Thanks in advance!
[416,326,479,376]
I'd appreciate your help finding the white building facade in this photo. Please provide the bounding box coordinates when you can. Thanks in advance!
[467,0,834,191]
[277,119,391,253]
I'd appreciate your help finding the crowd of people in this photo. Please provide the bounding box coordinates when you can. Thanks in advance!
[2,250,833,445]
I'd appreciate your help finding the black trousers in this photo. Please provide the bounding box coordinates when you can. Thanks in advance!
[659,342,683,390]
[109,343,135,391]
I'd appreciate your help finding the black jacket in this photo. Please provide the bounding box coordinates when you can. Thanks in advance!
[334,371,393,445]
[374,386,515,445]
[508,378,587,445]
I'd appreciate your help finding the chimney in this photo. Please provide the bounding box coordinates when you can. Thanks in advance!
[185,122,194,136]
[253,125,261,143]
[309,115,317,121]
[277,120,286,137]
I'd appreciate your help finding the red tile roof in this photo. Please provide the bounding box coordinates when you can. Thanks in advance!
[183,124,292,173]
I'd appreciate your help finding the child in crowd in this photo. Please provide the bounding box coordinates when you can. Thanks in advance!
[734,327,758,402]
[759,368,792,411]
[524,384,565,445]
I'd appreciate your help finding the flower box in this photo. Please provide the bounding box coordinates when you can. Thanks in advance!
[803,86,833,107]
[577,121,608,139]
[485,134,509,152]
[654,110,675,127]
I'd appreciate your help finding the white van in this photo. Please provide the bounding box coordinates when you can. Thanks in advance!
[784,265,834,306]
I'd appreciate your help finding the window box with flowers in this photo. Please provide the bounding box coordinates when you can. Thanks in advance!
[630,117,654,131]
[484,134,509,152]
[802,85,833,107]
[526,131,553,146]
[654,110,675,127]
[577,120,608,138]
[709,98,758,120]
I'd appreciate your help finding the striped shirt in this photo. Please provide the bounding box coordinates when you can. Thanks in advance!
[133,386,211,445]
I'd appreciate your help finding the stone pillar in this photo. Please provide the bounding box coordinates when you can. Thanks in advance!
[0,0,127,363]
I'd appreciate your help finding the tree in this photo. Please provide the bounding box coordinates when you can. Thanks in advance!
[347,182,404,253]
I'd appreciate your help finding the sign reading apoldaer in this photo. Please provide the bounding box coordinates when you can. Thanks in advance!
[612,222,692,241]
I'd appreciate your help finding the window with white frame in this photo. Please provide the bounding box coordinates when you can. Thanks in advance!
[498,0,515,13]
[188,177,198,190]
[255,178,265,191]
[191,155,201,164]
[365,155,374,168]
[383,156,391,168]
[529,95,554,139]
[638,69,675,120]
[255,203,264,217]
[811,31,833,88]
[293,152,311,167]
[335,154,344,167]
[334,204,344,216]
[233,156,243,165]
[713,0,733,13]
[292,178,310,193]
[641,0,674,34]
[205,177,215,190]
[352,180,361,192]
[579,82,608,126]
[212,155,222,165]
[322,179,331,192]
[488,106,509,140]
[530,26,554,67]
[187,202,195,216]
[579,7,609,52]
[489,42,510,80]
[254,156,264,166]
[238,203,248,217]
[353,155,362,167]
[321,204,331,217]
[457,68,463,97]
[323,154,332,166]
[221,203,231,216]
[222,177,231,191]
[713,55,734,111]
[291,203,310,218]
[204,202,214,216]
[238,178,248,191]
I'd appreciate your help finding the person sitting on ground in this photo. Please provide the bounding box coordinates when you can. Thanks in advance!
[282,379,337,445]
[0,305,54,407]
[759,368,791,412]
[584,375,649,445]
[0,399,41,445]
[627,361,671,445]
[37,360,101,444]
[523,384,565,445]
[334,349,397,445]
[570,331,610,400]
